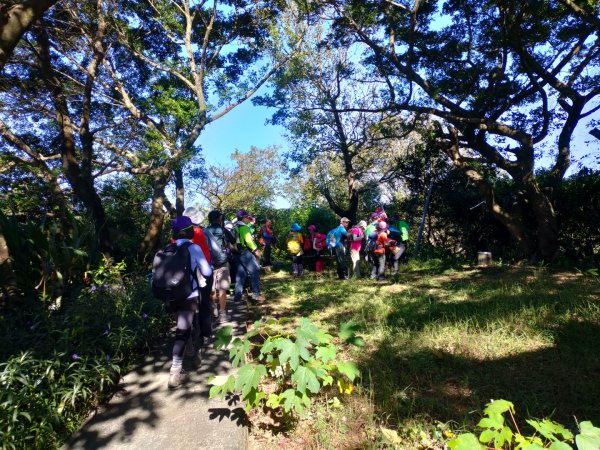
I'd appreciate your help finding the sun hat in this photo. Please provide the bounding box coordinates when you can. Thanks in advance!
[377,221,388,231]
[358,220,367,228]
[291,223,302,232]
[172,216,194,232]
[340,217,350,223]
[237,209,250,219]
[183,207,204,225]
[224,220,234,231]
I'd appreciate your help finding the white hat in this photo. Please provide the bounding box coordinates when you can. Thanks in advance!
[183,207,205,225]
[358,220,367,228]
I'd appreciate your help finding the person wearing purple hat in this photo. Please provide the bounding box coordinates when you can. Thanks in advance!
[165,216,212,388]
[370,221,390,281]
[233,210,265,302]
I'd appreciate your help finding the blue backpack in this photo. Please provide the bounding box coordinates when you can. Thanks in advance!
[326,228,337,249]
[365,231,380,252]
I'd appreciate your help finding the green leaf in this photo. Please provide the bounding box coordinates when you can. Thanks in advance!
[266,393,280,408]
[335,360,360,382]
[280,388,305,414]
[548,442,573,450]
[229,337,250,368]
[277,337,311,370]
[576,421,600,450]
[346,336,366,347]
[208,375,235,398]
[291,364,321,394]
[527,419,574,442]
[339,322,360,341]
[234,364,267,398]
[477,416,504,430]
[214,326,233,350]
[243,387,265,411]
[448,433,485,450]
[483,399,514,417]
[315,344,337,364]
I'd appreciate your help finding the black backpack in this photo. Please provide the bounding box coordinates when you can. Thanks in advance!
[151,242,195,302]
[365,231,380,252]
[204,225,229,267]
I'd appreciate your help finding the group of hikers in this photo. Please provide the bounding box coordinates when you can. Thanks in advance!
[283,208,410,281]
[151,207,266,388]
[151,205,408,388]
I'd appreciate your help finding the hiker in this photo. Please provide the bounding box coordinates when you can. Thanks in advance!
[233,210,265,302]
[349,220,367,277]
[369,221,390,281]
[183,207,214,347]
[388,214,409,274]
[287,223,304,277]
[206,210,235,323]
[162,216,212,388]
[308,225,327,274]
[328,217,350,280]
[259,218,276,267]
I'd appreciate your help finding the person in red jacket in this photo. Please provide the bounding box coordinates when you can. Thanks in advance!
[183,207,214,347]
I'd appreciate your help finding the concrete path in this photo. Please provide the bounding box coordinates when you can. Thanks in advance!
[64,299,249,450]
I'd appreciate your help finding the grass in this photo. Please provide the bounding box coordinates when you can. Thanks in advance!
[248,260,600,449]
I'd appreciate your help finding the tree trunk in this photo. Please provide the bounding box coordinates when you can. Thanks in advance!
[521,176,559,260]
[0,0,58,69]
[36,25,113,255]
[0,230,19,303]
[414,177,434,257]
[174,168,185,216]
[139,180,170,262]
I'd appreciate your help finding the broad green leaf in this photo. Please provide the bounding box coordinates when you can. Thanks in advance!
[448,433,485,450]
[335,360,360,382]
[214,326,233,350]
[315,344,337,364]
[243,387,265,411]
[266,393,280,408]
[483,399,514,417]
[527,419,574,442]
[229,337,250,368]
[576,421,600,450]
[291,365,321,394]
[280,388,305,414]
[346,336,366,347]
[278,338,311,370]
[258,338,276,359]
[477,416,504,430]
[208,374,235,398]
[479,429,496,443]
[548,442,573,450]
[339,322,360,341]
[234,364,266,397]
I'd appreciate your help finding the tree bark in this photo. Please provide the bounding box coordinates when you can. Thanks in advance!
[0,230,19,303]
[174,167,185,216]
[0,0,58,70]
[139,176,171,262]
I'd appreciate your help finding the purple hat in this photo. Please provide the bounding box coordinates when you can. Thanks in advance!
[391,214,400,221]
[237,209,250,219]
[172,216,194,232]
[377,221,388,231]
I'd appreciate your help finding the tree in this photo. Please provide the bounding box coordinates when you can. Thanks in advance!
[198,146,283,215]
[256,23,416,222]
[0,0,58,70]
[315,0,600,259]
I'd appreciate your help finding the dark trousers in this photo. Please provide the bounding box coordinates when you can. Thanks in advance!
[263,244,272,266]
[335,245,348,279]
[234,250,261,299]
[371,254,386,279]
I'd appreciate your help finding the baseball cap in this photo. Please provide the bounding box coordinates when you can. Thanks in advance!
[358,220,367,228]
[172,216,194,232]
[237,209,250,219]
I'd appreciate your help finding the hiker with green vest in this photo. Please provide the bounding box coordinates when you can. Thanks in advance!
[388,214,410,274]
[233,210,265,303]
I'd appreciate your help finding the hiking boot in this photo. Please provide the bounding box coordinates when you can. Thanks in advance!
[168,369,185,389]
[212,304,219,318]
[252,294,266,303]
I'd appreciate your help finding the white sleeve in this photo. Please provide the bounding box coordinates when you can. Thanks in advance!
[188,244,213,278]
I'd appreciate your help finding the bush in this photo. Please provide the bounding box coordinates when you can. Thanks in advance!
[0,261,169,449]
